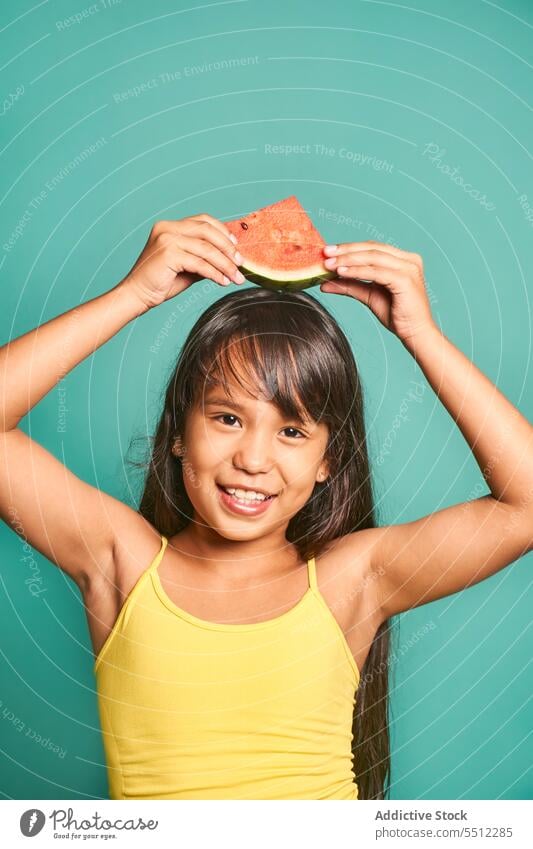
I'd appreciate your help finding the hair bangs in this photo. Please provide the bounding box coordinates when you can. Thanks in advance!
[193,330,329,430]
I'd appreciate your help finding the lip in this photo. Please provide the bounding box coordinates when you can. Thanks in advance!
[216,483,278,517]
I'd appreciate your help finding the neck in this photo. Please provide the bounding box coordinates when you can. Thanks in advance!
[170,519,301,584]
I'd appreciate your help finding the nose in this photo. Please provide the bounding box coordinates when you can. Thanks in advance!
[232,427,274,475]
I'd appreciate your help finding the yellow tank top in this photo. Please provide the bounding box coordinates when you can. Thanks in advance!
[94,535,360,799]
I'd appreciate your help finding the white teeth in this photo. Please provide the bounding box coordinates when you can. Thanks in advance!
[225,487,268,502]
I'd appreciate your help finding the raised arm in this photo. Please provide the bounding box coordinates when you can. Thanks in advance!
[320,241,533,619]
[0,214,242,590]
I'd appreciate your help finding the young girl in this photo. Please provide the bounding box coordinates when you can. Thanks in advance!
[1,213,531,801]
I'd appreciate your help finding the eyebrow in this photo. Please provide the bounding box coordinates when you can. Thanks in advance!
[204,395,248,412]
[203,395,310,424]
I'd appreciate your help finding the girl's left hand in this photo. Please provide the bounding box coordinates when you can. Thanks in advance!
[321,241,436,347]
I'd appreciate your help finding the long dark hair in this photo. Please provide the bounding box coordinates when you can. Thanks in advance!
[133,287,392,800]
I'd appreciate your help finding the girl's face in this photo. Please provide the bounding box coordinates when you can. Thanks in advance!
[173,379,330,540]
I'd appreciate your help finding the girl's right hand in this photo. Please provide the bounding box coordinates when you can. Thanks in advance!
[121,214,245,309]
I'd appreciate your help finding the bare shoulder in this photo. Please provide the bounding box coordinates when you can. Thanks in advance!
[81,499,156,593]
[82,503,164,660]
[112,511,166,589]
[318,526,384,592]
[315,527,387,673]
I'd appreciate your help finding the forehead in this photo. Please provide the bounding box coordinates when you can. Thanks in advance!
[201,381,277,409]
[198,381,316,426]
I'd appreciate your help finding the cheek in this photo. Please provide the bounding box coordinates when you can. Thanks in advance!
[179,445,222,498]
[282,455,320,489]
[192,425,230,462]
[179,456,203,492]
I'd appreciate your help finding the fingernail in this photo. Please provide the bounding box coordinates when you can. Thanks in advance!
[323,245,338,254]
[324,257,337,268]
[229,234,238,245]
[235,270,245,284]
[234,251,243,264]
[222,276,231,286]
[337,266,348,274]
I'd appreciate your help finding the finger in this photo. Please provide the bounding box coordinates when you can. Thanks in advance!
[177,234,244,284]
[190,213,239,247]
[176,218,240,262]
[320,278,373,305]
[324,249,409,274]
[335,264,410,293]
[176,249,236,288]
[324,240,422,266]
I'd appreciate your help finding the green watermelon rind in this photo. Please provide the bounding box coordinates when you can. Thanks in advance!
[239,260,336,291]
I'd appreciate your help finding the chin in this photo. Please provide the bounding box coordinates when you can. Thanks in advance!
[211,522,270,540]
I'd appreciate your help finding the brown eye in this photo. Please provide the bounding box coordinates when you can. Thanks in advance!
[215,414,240,427]
[282,427,305,439]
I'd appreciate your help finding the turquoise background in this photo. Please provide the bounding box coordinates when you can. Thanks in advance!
[1,0,532,801]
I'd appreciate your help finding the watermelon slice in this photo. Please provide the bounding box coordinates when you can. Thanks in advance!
[225,196,336,291]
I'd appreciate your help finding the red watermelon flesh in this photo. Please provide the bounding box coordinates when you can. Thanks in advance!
[225,196,335,291]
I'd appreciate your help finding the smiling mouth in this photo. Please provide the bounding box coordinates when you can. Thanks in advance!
[216,483,277,502]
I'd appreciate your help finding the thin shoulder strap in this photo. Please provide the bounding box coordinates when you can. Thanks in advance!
[307,555,318,591]
[148,535,168,572]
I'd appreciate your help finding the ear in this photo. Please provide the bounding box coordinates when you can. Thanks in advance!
[172,436,184,458]
[316,460,330,484]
